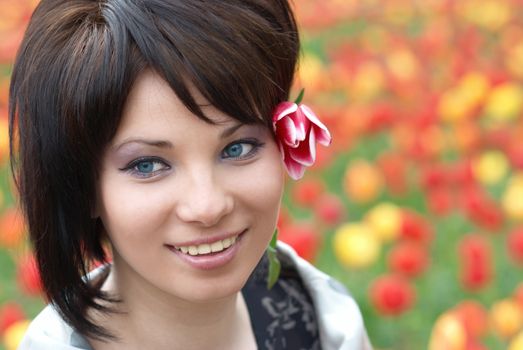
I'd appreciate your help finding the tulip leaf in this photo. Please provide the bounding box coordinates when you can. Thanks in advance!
[294,88,305,104]
[267,229,281,290]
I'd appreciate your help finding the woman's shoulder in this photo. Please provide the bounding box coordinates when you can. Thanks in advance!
[17,266,111,350]
[18,304,93,350]
[275,241,373,350]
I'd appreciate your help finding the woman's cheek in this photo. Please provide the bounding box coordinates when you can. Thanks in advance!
[245,153,285,217]
[99,180,171,240]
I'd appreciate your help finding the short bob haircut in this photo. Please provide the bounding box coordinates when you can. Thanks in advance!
[9,0,299,340]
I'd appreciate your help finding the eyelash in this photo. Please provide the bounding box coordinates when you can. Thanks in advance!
[120,138,265,179]
[120,156,171,179]
[221,138,265,161]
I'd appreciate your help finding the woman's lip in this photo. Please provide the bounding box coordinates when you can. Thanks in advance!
[166,231,245,270]
[168,229,247,248]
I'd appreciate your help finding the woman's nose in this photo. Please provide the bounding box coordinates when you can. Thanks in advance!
[174,170,234,227]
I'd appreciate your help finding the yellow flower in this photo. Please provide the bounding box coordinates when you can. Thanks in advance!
[509,331,523,350]
[343,159,384,204]
[383,1,415,26]
[0,118,9,164]
[386,49,419,82]
[502,174,523,222]
[365,202,402,242]
[473,150,509,185]
[333,222,381,269]
[428,313,466,350]
[297,54,324,92]
[460,72,490,104]
[4,320,30,350]
[490,299,523,339]
[351,62,385,102]
[506,43,523,79]
[458,0,511,31]
[484,83,523,122]
[439,73,489,123]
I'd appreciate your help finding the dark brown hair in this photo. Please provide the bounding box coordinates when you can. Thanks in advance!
[9,0,299,340]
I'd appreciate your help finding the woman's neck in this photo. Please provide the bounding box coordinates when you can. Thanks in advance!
[87,266,256,350]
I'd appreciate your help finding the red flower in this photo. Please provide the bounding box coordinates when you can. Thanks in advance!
[0,207,26,248]
[0,303,25,336]
[273,102,331,180]
[278,222,320,262]
[420,164,449,190]
[450,160,476,188]
[388,242,430,278]
[454,300,488,338]
[313,193,346,226]
[426,188,454,216]
[365,103,398,133]
[507,228,523,264]
[399,210,434,244]
[514,283,523,310]
[458,235,493,291]
[461,187,504,231]
[377,152,407,195]
[483,127,511,151]
[292,178,325,207]
[508,141,523,170]
[16,254,43,296]
[465,341,488,350]
[369,274,416,316]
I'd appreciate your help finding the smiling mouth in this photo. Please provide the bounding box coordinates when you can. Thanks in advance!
[172,234,241,256]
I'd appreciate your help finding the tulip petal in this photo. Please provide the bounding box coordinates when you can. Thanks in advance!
[277,141,286,162]
[276,117,298,147]
[284,157,307,180]
[288,128,316,167]
[313,125,332,146]
[273,102,298,123]
[291,107,309,142]
[300,104,332,145]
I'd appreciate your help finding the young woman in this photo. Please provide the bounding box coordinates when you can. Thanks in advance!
[9,1,372,349]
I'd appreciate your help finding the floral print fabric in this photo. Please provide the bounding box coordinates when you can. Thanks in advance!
[242,251,320,349]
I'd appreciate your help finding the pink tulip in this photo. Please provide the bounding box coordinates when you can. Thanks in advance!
[273,102,332,180]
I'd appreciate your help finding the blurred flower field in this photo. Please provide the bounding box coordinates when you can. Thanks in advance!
[2,0,523,349]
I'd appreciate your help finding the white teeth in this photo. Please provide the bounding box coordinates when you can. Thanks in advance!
[175,235,239,256]
[188,246,198,256]
[210,241,224,252]
[197,244,211,254]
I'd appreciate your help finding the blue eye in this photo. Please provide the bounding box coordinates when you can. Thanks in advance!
[121,157,170,178]
[222,139,263,160]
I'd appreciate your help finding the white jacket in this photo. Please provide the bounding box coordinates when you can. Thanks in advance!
[19,242,373,349]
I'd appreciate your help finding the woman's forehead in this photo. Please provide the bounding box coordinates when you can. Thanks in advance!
[109,72,254,147]
[124,71,245,125]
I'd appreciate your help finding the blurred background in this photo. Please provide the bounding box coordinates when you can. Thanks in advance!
[1,0,523,349]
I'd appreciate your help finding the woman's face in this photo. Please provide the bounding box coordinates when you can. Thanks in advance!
[95,71,285,302]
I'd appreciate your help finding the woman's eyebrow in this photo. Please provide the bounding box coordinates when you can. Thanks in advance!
[113,123,247,151]
[220,123,244,138]
[113,139,174,151]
